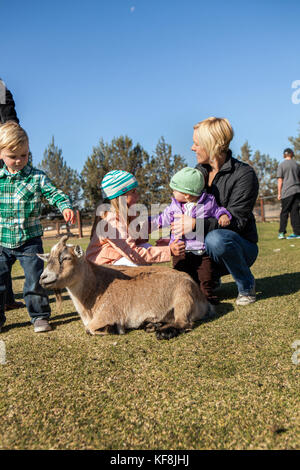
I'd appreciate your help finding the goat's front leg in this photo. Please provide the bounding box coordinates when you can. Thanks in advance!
[87,317,118,336]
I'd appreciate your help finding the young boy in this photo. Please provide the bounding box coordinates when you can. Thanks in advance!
[0,121,75,333]
[150,167,231,304]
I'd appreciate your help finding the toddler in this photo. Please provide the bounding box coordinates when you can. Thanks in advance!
[150,167,231,303]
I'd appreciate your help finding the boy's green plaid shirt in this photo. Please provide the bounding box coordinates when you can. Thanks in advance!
[0,164,73,248]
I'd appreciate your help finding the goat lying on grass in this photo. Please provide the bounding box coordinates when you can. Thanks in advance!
[38,236,210,340]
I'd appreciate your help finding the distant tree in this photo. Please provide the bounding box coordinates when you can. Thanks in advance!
[288,122,300,161]
[28,150,33,166]
[39,137,81,214]
[239,140,252,164]
[238,141,278,198]
[146,137,186,205]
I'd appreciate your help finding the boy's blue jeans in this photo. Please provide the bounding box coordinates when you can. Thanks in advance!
[205,229,258,295]
[0,236,51,327]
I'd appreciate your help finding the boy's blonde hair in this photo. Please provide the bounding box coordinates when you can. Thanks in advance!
[0,121,29,152]
[193,117,234,163]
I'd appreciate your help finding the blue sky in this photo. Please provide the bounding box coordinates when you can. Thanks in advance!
[1,0,300,172]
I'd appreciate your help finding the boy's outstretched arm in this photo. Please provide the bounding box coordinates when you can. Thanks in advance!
[40,172,74,222]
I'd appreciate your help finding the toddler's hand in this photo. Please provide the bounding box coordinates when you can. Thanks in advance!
[63,209,76,225]
[170,238,185,257]
[218,214,230,227]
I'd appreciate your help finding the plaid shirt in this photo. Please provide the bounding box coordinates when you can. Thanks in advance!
[0,164,73,248]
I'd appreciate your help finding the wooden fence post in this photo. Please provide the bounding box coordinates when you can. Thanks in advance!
[260,197,265,222]
[56,220,60,236]
[77,210,83,238]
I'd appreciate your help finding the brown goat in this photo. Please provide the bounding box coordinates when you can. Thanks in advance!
[38,236,210,340]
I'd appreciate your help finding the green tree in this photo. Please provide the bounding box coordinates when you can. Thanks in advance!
[238,141,278,198]
[146,137,186,205]
[39,137,81,213]
[288,122,300,162]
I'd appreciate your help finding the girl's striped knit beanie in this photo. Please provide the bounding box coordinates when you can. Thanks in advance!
[101,170,138,200]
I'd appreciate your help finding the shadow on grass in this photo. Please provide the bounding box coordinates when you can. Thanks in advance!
[12,275,25,281]
[2,311,79,332]
[256,272,300,299]
[9,293,70,304]
[50,311,80,328]
[197,301,234,326]
[218,271,300,301]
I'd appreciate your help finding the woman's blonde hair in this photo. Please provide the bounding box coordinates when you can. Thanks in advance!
[193,117,234,163]
[0,121,29,152]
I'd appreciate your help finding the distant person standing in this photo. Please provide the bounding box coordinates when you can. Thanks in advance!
[277,148,300,239]
[0,79,19,127]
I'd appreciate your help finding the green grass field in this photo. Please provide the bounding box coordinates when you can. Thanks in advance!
[0,222,300,450]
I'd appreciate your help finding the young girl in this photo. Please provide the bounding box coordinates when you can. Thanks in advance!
[150,167,232,303]
[86,170,185,266]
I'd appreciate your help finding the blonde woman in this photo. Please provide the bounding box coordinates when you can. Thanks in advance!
[172,117,259,305]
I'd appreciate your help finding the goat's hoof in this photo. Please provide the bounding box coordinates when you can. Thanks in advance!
[144,322,163,333]
[155,327,180,340]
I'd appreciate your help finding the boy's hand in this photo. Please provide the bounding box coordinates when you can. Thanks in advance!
[63,209,76,224]
[170,238,185,257]
[218,214,230,227]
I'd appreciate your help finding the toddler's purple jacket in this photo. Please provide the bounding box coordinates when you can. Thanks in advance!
[150,192,232,251]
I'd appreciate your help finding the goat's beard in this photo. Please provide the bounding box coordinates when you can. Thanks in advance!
[54,289,63,311]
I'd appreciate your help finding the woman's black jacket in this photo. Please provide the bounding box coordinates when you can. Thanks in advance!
[196,150,259,243]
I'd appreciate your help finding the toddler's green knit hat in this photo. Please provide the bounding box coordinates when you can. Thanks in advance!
[169,167,205,196]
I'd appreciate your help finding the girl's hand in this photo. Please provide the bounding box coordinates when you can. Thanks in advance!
[170,238,185,257]
[171,214,196,237]
[63,209,76,224]
[218,214,230,227]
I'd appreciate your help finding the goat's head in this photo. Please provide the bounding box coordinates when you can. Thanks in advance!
[38,235,85,289]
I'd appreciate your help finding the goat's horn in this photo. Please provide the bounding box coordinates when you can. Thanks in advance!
[59,235,69,245]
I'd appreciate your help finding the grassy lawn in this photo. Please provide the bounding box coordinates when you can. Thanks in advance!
[0,222,300,450]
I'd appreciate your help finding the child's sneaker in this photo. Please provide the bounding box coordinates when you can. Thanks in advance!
[278,232,285,239]
[286,233,300,239]
[34,318,52,333]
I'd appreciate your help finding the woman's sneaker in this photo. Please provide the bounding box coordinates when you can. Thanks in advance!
[34,318,52,333]
[236,284,256,306]
[286,233,300,239]
[278,232,285,239]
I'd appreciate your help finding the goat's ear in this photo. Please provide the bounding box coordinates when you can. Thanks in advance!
[73,245,84,258]
[37,253,50,262]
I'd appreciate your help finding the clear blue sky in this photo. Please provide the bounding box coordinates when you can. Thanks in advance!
[1,0,300,172]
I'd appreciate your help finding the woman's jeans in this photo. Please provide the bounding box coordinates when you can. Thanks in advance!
[0,237,51,327]
[205,229,258,295]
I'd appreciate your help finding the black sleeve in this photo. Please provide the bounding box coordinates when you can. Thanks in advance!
[0,86,19,124]
[226,166,259,233]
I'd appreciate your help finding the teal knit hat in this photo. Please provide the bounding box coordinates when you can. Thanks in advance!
[101,170,138,200]
[169,167,205,196]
